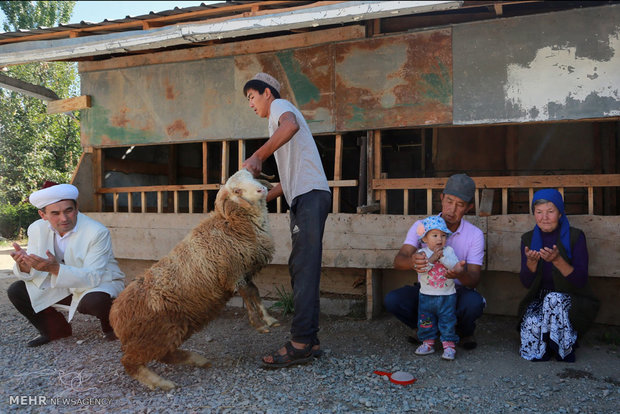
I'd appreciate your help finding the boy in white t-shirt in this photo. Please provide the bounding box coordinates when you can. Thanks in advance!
[242,73,331,369]
[414,216,464,360]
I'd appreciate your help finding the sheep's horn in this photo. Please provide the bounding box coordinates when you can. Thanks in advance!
[259,172,275,180]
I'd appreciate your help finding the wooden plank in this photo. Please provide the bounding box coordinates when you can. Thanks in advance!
[174,191,179,214]
[373,174,620,190]
[474,188,480,215]
[588,187,594,215]
[157,191,163,213]
[46,95,91,114]
[141,192,146,213]
[479,189,494,217]
[502,188,508,215]
[97,184,220,193]
[189,191,194,214]
[0,72,59,101]
[79,25,365,72]
[113,193,119,213]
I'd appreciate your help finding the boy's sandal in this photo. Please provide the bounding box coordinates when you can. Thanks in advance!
[261,341,314,369]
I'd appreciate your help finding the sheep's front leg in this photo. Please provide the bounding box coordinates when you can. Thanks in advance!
[237,278,279,333]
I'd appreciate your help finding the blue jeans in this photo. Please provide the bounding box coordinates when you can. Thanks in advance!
[417,293,458,342]
[384,284,485,337]
[288,190,331,344]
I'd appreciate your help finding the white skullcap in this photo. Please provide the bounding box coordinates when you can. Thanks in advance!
[29,184,79,209]
[251,72,281,94]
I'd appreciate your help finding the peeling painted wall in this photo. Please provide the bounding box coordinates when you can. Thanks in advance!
[453,4,620,124]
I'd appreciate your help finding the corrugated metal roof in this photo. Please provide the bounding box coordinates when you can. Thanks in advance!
[0,1,313,42]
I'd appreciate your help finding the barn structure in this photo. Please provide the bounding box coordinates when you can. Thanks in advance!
[1,1,618,324]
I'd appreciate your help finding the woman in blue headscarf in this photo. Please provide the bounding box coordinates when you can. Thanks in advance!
[517,189,599,362]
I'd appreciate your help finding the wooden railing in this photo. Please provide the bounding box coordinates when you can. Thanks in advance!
[96,179,358,213]
[372,174,620,215]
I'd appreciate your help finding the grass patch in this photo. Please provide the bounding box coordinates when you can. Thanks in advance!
[270,285,295,315]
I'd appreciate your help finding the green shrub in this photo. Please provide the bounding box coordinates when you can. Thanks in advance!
[0,202,38,239]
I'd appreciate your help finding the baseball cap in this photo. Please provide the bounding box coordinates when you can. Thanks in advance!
[443,173,475,203]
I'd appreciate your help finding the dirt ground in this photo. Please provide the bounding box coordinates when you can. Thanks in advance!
[1,246,619,413]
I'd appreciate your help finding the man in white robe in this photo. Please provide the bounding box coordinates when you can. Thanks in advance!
[8,183,125,346]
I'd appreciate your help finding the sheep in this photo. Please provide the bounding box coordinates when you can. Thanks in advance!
[109,169,279,391]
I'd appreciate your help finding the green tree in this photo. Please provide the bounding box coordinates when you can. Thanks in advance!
[0,1,81,210]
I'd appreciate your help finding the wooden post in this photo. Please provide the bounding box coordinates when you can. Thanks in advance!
[157,191,163,213]
[189,191,194,214]
[127,192,133,213]
[141,192,146,213]
[333,134,343,213]
[174,190,179,213]
[168,144,177,213]
[93,148,104,212]
[373,130,384,212]
[202,142,208,213]
[426,189,433,215]
[113,193,119,213]
[366,131,374,208]
[238,139,245,170]
[502,188,508,215]
[403,189,409,215]
[221,140,229,184]
[366,268,382,320]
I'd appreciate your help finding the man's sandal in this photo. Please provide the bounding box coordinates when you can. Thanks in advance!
[261,341,314,369]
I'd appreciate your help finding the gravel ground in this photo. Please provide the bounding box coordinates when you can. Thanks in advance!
[1,300,619,414]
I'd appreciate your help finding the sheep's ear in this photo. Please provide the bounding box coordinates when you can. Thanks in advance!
[215,187,229,215]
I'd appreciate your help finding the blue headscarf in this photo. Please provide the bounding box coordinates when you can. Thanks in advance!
[530,188,572,258]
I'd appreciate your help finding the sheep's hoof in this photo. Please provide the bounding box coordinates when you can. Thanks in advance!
[134,366,177,391]
[264,317,280,327]
[187,351,211,368]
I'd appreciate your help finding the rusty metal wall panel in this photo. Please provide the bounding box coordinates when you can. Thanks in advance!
[80,28,452,147]
[81,58,239,146]
[234,44,335,137]
[334,28,453,131]
[453,4,620,124]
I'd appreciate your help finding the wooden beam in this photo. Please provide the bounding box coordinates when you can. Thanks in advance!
[0,72,59,101]
[221,141,229,184]
[373,174,620,190]
[46,95,91,114]
[79,25,365,72]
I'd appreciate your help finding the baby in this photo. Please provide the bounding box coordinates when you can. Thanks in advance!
[414,216,464,360]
